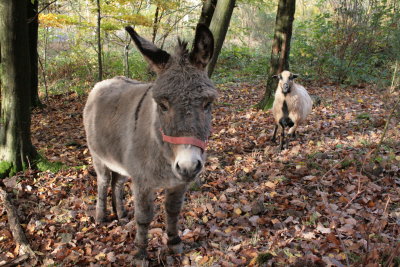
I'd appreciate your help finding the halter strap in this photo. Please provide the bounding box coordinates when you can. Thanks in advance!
[160,129,208,151]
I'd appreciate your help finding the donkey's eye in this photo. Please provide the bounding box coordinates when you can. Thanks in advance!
[204,101,212,111]
[158,103,168,112]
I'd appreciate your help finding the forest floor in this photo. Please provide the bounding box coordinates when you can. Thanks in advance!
[1,81,400,266]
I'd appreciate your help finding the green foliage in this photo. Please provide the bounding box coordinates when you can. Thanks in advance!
[290,1,399,85]
[213,45,267,83]
[356,113,371,120]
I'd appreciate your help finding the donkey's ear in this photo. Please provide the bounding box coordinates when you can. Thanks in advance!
[189,24,214,70]
[125,26,170,73]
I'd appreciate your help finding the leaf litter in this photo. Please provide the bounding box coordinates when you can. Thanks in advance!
[0,83,399,266]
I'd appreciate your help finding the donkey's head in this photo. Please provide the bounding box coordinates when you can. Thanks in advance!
[126,24,216,182]
[273,70,298,95]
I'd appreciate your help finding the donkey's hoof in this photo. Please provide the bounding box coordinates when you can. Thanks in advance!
[133,248,148,264]
[132,257,149,267]
[134,248,147,259]
[95,214,106,223]
[118,217,130,225]
[168,242,183,254]
[167,236,183,254]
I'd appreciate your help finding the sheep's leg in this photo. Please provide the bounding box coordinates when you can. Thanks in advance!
[133,185,154,259]
[165,184,187,254]
[92,156,111,223]
[271,124,278,143]
[288,123,298,138]
[111,172,127,219]
[279,125,286,150]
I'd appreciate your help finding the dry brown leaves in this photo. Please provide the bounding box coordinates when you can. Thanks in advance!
[0,82,399,266]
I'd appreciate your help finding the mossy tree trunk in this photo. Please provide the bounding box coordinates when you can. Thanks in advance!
[27,0,42,108]
[207,0,236,77]
[0,0,38,177]
[199,0,217,27]
[256,0,296,110]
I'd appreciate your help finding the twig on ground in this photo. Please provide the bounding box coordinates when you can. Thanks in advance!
[0,181,37,266]
[371,97,400,160]
[0,254,29,267]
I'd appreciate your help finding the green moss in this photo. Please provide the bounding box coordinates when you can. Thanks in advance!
[256,252,273,264]
[35,155,66,173]
[0,161,13,178]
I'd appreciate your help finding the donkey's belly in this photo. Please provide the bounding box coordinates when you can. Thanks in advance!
[101,158,130,177]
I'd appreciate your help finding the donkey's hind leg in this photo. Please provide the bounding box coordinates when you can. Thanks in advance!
[165,184,187,254]
[92,155,111,223]
[111,172,127,220]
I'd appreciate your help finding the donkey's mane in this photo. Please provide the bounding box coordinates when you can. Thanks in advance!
[174,38,190,62]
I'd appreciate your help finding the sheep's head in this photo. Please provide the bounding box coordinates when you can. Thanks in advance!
[273,70,298,94]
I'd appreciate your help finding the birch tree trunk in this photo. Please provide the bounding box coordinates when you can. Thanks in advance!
[257,0,296,110]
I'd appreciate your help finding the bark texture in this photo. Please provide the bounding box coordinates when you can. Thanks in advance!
[96,0,103,81]
[257,0,296,110]
[199,0,217,27]
[0,0,37,175]
[207,0,235,77]
[27,0,41,108]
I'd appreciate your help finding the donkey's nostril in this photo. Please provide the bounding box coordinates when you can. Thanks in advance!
[175,160,202,180]
[194,160,202,174]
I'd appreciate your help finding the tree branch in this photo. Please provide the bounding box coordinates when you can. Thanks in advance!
[0,181,37,265]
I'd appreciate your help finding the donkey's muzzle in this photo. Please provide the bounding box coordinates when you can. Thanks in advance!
[175,160,202,181]
[173,145,204,181]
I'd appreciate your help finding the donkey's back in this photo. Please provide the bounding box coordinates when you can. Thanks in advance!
[84,76,155,177]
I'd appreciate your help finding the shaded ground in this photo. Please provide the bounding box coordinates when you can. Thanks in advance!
[1,82,399,266]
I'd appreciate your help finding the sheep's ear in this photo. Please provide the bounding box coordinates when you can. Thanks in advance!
[190,24,214,70]
[292,74,299,79]
[272,75,279,79]
[125,26,170,73]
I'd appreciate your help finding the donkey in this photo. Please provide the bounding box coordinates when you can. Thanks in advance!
[83,24,215,259]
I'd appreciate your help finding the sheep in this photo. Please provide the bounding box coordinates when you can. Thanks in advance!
[271,70,313,150]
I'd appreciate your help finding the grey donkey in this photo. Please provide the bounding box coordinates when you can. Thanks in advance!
[83,24,216,260]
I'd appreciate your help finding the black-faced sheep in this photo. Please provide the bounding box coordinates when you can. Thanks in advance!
[271,70,313,150]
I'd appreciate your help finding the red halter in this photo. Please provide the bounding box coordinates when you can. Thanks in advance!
[160,129,208,151]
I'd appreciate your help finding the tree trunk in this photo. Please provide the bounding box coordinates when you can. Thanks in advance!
[124,39,130,78]
[256,0,296,110]
[152,5,160,44]
[0,0,37,176]
[207,0,236,77]
[27,0,42,108]
[96,0,103,81]
[199,0,217,27]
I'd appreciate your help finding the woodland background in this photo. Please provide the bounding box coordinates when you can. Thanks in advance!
[0,0,400,266]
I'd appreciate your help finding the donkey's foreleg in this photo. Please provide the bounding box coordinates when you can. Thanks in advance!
[133,185,154,258]
[92,156,112,223]
[165,184,187,254]
[111,172,127,219]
